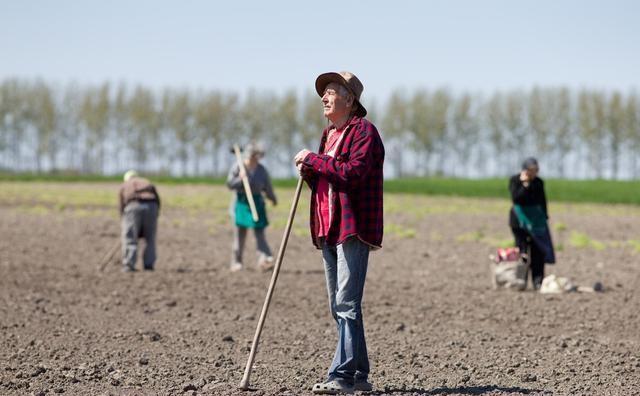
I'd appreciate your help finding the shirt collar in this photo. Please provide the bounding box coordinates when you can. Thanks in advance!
[331,115,360,130]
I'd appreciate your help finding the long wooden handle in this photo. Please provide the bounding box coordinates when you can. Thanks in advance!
[239,177,304,390]
[233,144,259,222]
[98,239,120,272]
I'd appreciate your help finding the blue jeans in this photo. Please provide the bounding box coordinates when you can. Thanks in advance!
[322,237,370,384]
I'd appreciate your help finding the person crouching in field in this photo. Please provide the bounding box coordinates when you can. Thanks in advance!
[119,170,160,272]
[509,157,556,289]
[294,71,385,394]
[226,142,277,272]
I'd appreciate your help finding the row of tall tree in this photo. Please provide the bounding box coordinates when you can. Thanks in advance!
[1,78,638,179]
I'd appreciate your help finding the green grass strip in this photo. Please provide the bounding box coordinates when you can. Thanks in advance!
[1,173,639,205]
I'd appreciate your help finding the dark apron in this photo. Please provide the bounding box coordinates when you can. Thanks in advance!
[513,204,556,264]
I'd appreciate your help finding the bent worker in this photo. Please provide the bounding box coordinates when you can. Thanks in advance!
[294,71,385,394]
[227,142,277,272]
[509,157,556,289]
[119,170,160,272]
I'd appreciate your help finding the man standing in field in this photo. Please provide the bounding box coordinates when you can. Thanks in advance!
[119,170,161,272]
[294,71,384,394]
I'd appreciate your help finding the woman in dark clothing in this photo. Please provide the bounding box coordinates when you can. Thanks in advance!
[509,157,555,290]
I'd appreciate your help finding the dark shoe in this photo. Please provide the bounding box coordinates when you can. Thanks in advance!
[143,267,154,271]
[354,379,373,391]
[533,277,543,290]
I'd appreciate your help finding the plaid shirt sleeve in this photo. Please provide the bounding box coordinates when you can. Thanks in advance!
[301,125,376,190]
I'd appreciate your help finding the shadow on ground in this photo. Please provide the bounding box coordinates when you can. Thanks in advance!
[370,385,545,395]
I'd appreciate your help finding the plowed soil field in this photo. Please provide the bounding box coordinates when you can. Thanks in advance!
[1,182,638,396]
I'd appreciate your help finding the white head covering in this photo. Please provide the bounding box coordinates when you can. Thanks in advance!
[244,142,265,159]
[123,170,138,182]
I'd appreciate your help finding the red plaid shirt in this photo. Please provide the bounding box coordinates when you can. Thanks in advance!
[300,116,385,249]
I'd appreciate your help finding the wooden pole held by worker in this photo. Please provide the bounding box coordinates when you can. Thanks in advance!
[98,240,120,272]
[233,144,259,222]
[239,177,304,390]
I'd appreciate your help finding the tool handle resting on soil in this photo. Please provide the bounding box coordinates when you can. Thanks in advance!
[98,240,120,272]
[233,144,259,222]
[239,176,304,390]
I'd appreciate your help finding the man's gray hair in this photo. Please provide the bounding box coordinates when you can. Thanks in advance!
[335,84,356,109]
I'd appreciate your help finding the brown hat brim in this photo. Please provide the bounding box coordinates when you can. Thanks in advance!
[315,72,367,118]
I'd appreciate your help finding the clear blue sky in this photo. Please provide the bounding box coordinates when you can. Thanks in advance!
[2,0,639,100]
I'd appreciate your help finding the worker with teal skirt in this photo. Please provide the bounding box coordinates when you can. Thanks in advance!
[226,142,277,272]
[509,157,556,290]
